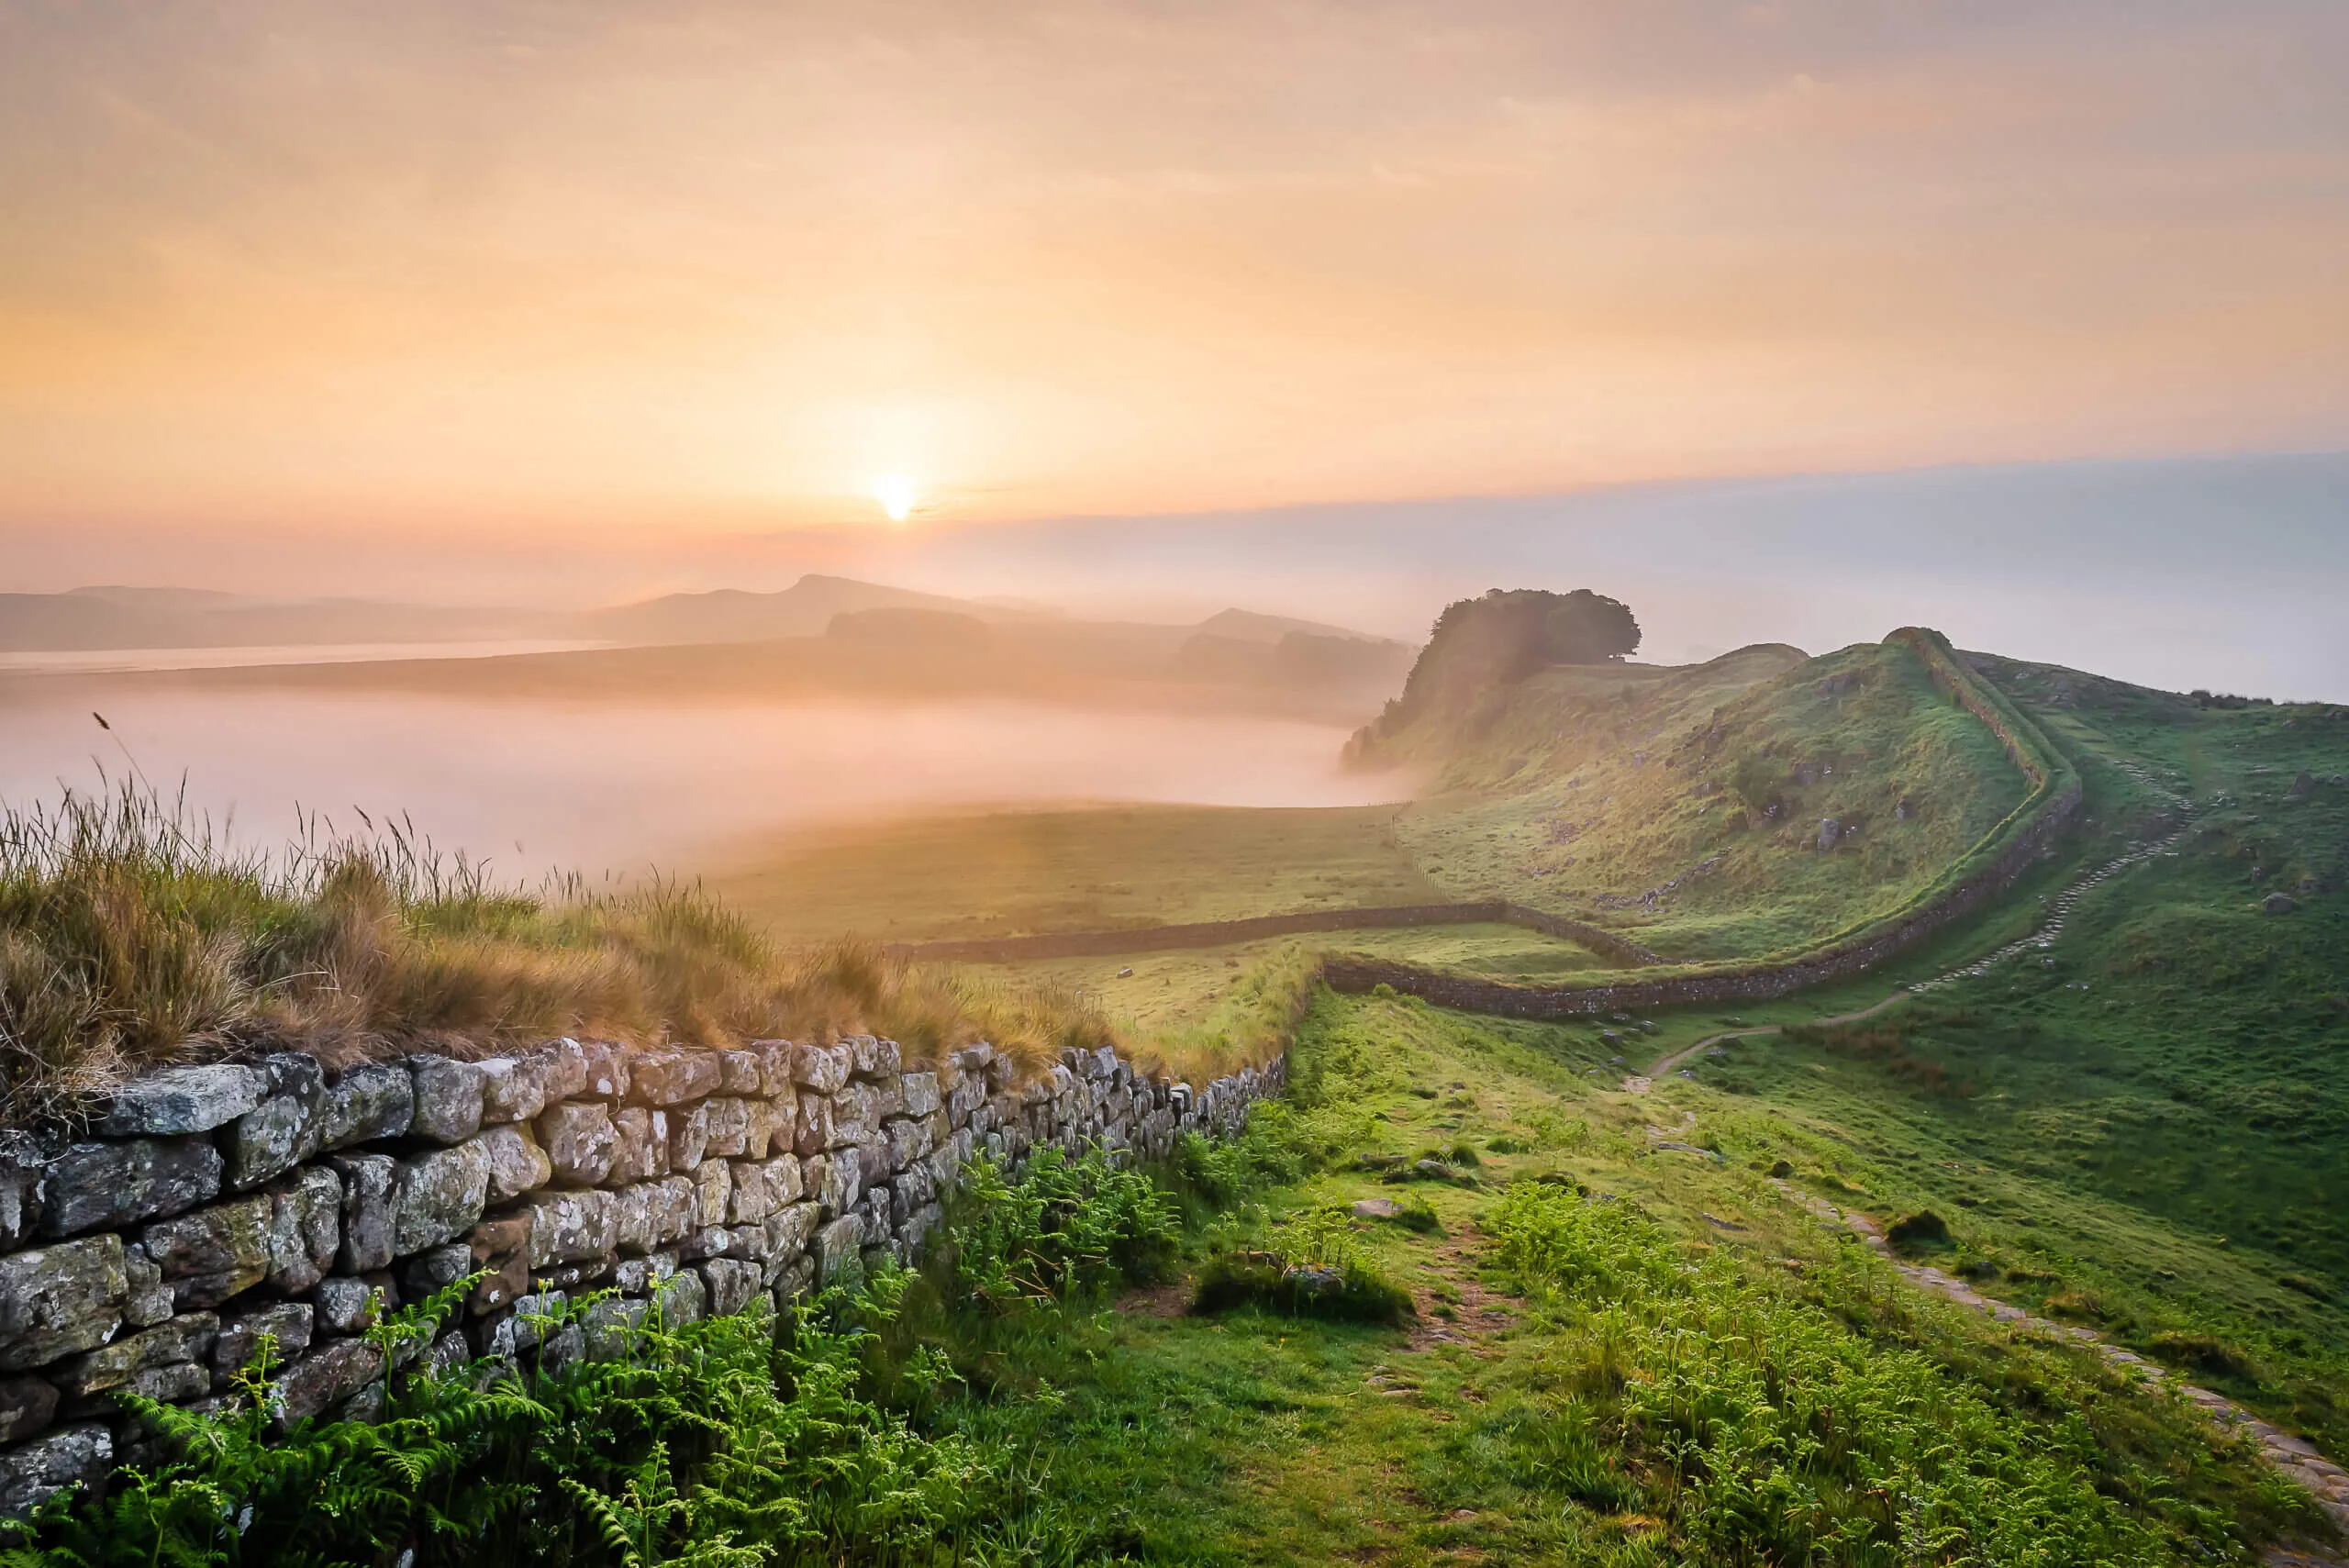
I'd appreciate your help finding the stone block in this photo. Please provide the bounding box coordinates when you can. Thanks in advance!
[583,1296,649,1361]
[883,1116,931,1173]
[0,1421,109,1514]
[748,1040,794,1095]
[268,1338,383,1428]
[224,1053,327,1191]
[893,1162,936,1221]
[817,1147,863,1218]
[406,1056,485,1146]
[718,1050,763,1095]
[728,1154,803,1226]
[0,1237,125,1372]
[422,1327,469,1384]
[0,1377,56,1446]
[643,1178,696,1250]
[122,1243,171,1328]
[39,1137,220,1238]
[701,1097,752,1161]
[790,1042,850,1096]
[391,1142,492,1257]
[899,1202,942,1255]
[792,1093,835,1158]
[629,1049,719,1106]
[693,1159,731,1229]
[314,1276,380,1334]
[668,1098,712,1171]
[579,1040,629,1101]
[139,1195,270,1308]
[774,1254,817,1305]
[99,1063,265,1138]
[763,1201,820,1268]
[476,1053,555,1125]
[328,1152,395,1273]
[537,1100,617,1186]
[813,1217,863,1287]
[609,1106,668,1184]
[854,1187,892,1248]
[653,1267,706,1326]
[698,1258,762,1318]
[399,1242,474,1302]
[261,1167,340,1296]
[898,1072,941,1119]
[524,1189,618,1270]
[471,1124,552,1204]
[610,1252,676,1296]
[532,1039,590,1103]
[318,1063,414,1150]
[213,1302,312,1386]
[742,1096,781,1160]
[846,1036,901,1082]
[54,1312,217,1397]
[0,1135,41,1251]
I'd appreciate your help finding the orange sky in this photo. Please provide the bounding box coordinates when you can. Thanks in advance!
[2,1,2344,546]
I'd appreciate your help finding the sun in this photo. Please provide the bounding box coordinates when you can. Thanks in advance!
[872,474,918,523]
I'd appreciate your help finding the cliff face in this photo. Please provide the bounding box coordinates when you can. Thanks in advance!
[0,1035,1284,1513]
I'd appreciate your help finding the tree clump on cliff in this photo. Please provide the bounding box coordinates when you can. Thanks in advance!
[1347,588,1640,763]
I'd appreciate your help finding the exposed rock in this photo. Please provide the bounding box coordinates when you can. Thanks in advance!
[2264,892,2299,915]
[0,1237,126,1371]
[212,1302,312,1386]
[98,1064,265,1138]
[609,1106,669,1184]
[524,1189,618,1270]
[1817,818,1842,851]
[225,1054,327,1190]
[317,1064,414,1151]
[390,1142,493,1257]
[629,1050,720,1107]
[39,1138,221,1238]
[406,1057,486,1146]
[471,1125,552,1204]
[0,1421,110,1513]
[0,1377,57,1445]
[328,1152,396,1274]
[269,1338,383,1428]
[537,1100,618,1186]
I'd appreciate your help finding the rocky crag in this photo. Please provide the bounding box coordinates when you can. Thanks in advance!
[0,1036,1283,1512]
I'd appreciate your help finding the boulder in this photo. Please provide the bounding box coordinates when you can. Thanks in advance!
[268,1338,384,1428]
[2264,892,2299,915]
[628,1050,719,1107]
[0,1421,110,1514]
[538,1100,618,1186]
[39,1137,221,1237]
[225,1053,327,1190]
[99,1063,264,1138]
[0,1237,126,1371]
[317,1063,414,1151]
[470,1124,553,1204]
[406,1057,486,1146]
[391,1142,493,1257]
[328,1152,396,1273]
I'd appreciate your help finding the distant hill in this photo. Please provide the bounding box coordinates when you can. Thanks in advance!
[1194,606,1388,645]
[573,575,1044,646]
[0,586,553,651]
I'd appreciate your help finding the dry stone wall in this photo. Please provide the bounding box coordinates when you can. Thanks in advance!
[0,1036,1286,1513]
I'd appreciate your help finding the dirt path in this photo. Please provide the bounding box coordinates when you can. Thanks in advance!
[1780,1183,2349,1563]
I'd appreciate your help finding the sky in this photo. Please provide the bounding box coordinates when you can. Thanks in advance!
[3,1,2345,545]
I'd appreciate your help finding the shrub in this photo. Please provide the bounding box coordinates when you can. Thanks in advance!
[946,1145,1179,1310]
[1886,1208,1954,1250]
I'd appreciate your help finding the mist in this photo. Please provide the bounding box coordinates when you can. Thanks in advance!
[0,684,1403,884]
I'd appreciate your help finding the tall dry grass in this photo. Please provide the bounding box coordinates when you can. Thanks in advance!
[0,783,1116,1125]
